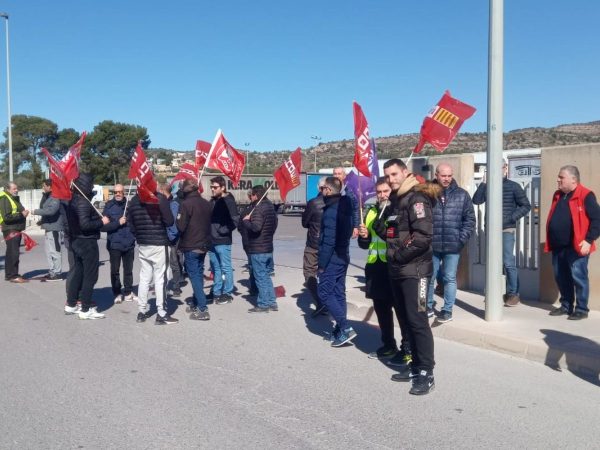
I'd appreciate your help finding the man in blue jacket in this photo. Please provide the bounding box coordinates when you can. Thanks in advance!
[103,184,137,304]
[317,176,355,347]
[473,160,531,306]
[427,164,475,323]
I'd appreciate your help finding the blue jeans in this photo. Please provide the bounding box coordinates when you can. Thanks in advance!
[552,247,590,313]
[183,251,208,311]
[208,244,234,295]
[249,253,276,308]
[317,255,349,331]
[502,231,519,295]
[427,252,460,312]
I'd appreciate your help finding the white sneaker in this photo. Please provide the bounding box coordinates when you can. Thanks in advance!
[78,308,106,320]
[114,294,123,304]
[123,293,138,302]
[64,304,81,315]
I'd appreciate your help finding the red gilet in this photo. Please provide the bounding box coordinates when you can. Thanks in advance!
[544,183,596,256]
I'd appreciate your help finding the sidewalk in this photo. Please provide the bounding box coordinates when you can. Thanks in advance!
[344,277,600,379]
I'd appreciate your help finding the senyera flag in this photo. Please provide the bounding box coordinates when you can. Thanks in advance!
[128,141,158,203]
[353,101,375,177]
[209,130,246,187]
[274,147,302,202]
[41,147,73,200]
[170,162,199,186]
[413,90,476,153]
[195,139,214,169]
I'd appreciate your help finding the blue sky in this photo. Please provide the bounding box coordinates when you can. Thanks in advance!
[0,0,598,152]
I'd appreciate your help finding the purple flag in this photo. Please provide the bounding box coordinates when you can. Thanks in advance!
[345,138,379,202]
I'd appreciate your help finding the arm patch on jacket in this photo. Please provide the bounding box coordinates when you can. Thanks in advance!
[413,202,425,218]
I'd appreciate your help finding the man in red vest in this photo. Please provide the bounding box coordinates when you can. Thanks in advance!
[545,165,600,320]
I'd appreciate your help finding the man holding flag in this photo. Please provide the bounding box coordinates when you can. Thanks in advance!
[0,182,30,283]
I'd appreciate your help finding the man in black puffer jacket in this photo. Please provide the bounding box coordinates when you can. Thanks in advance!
[373,159,440,396]
[472,160,531,306]
[65,174,110,319]
[127,186,177,325]
[427,164,475,323]
[242,185,278,313]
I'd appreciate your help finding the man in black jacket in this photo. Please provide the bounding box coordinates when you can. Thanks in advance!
[243,185,278,313]
[301,176,326,314]
[65,174,110,319]
[176,179,212,320]
[208,176,240,305]
[374,159,440,395]
[127,186,177,325]
[472,160,531,306]
[0,182,29,283]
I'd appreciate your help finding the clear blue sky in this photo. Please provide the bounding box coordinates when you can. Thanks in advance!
[0,0,598,152]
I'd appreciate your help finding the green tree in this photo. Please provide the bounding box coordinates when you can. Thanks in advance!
[84,120,150,185]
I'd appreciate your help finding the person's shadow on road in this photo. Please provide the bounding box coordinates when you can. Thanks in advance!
[540,328,600,387]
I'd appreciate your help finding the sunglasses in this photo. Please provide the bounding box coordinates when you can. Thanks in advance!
[210,185,221,190]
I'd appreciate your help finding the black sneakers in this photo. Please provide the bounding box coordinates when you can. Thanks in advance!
[391,365,416,382]
[368,346,398,360]
[409,370,435,395]
[189,309,210,321]
[436,310,453,323]
[568,311,588,320]
[549,306,570,316]
[155,315,179,325]
[269,304,279,312]
[136,312,149,323]
[248,306,269,313]
[387,350,412,368]
[216,294,233,305]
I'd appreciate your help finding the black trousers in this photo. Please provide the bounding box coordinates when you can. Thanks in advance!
[303,246,321,307]
[109,247,135,296]
[390,277,435,373]
[372,295,411,353]
[66,238,99,310]
[2,231,21,280]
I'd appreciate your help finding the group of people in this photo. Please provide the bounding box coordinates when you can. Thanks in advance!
[1,159,599,395]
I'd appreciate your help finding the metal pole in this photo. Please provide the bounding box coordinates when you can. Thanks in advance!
[485,0,504,321]
[310,135,320,172]
[244,142,250,174]
[0,13,13,182]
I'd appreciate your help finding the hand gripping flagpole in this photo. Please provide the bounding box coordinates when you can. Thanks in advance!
[70,181,103,218]
[197,129,221,186]
[247,181,275,217]
[122,178,135,218]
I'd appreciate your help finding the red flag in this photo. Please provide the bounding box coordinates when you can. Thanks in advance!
[274,147,302,202]
[195,140,214,169]
[353,101,374,177]
[170,162,199,186]
[42,148,72,200]
[209,130,246,187]
[413,91,476,153]
[22,232,38,251]
[128,141,158,203]
[61,131,86,181]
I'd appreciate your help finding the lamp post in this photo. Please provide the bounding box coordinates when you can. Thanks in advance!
[244,142,250,174]
[310,135,321,173]
[0,12,12,182]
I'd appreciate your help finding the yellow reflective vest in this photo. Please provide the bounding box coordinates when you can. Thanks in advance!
[0,191,18,226]
[365,207,387,264]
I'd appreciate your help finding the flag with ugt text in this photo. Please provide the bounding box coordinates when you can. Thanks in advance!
[353,101,375,177]
[209,130,246,187]
[128,141,158,203]
[345,138,380,202]
[413,91,476,153]
[42,148,73,200]
[274,147,302,202]
[61,131,86,181]
[195,139,215,169]
[170,163,199,186]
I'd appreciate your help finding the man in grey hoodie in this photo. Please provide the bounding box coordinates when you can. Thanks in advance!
[34,179,66,281]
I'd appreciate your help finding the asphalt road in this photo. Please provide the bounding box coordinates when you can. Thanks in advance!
[1,216,599,449]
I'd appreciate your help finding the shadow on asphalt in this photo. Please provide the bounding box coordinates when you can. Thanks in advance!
[454,297,485,319]
[540,329,600,387]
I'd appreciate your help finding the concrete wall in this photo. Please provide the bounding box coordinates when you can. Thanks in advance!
[539,143,600,310]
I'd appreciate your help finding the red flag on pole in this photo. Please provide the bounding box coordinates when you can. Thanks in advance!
[209,130,246,187]
[413,91,476,153]
[170,162,199,186]
[195,140,214,169]
[61,131,86,181]
[274,147,302,202]
[128,141,158,203]
[42,147,73,200]
[353,101,374,177]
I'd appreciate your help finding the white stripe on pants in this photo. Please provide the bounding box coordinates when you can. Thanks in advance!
[137,245,169,318]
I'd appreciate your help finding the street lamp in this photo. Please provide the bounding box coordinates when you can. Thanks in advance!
[0,13,12,182]
[310,135,321,173]
[244,142,250,174]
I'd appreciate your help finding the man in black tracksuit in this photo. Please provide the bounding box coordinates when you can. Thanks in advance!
[373,159,440,396]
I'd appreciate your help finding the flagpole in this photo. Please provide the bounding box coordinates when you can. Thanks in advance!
[405,151,415,166]
[378,200,388,219]
[247,181,275,217]
[357,172,364,224]
[122,178,135,218]
[70,181,103,218]
[198,129,221,185]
